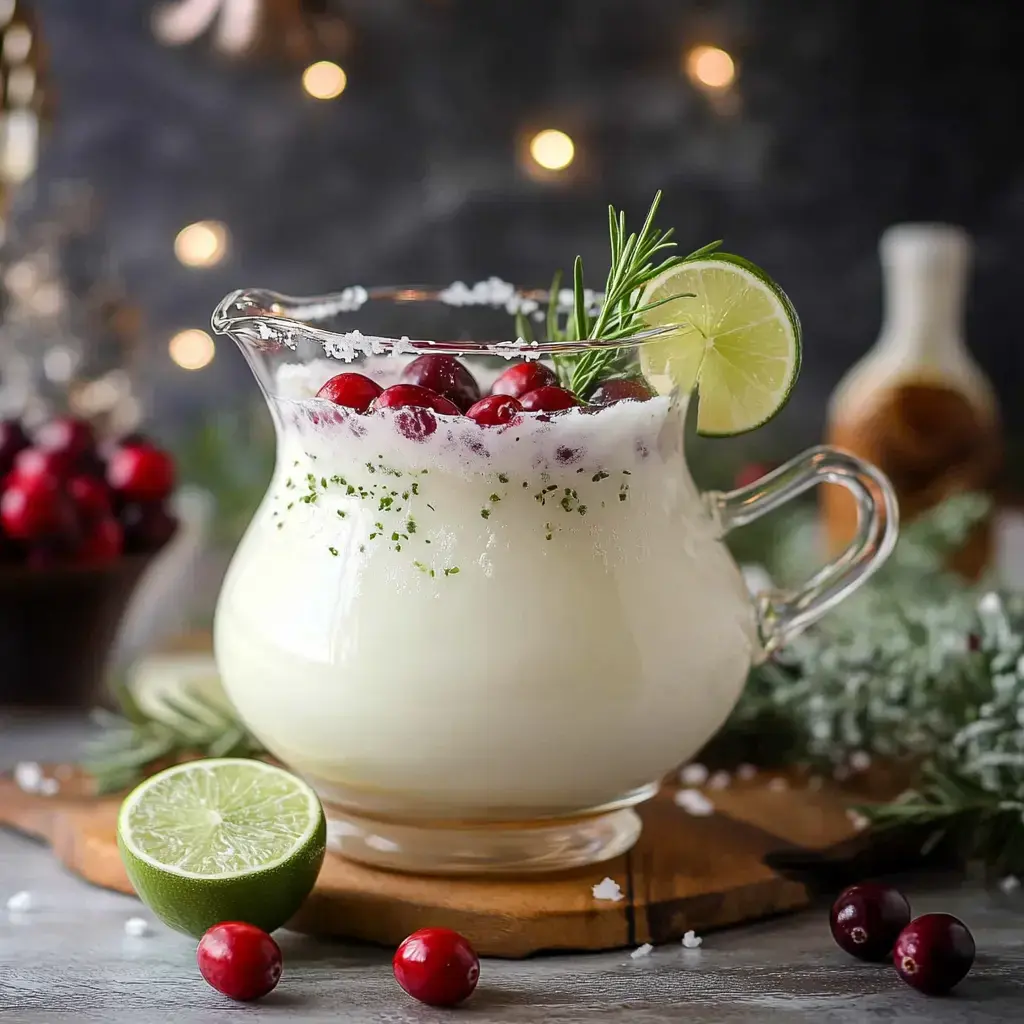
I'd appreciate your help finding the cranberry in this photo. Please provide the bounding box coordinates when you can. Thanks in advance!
[77,517,124,564]
[197,921,283,1002]
[11,446,73,481]
[316,372,383,412]
[120,501,177,553]
[69,475,112,523]
[734,462,774,490]
[0,420,29,476]
[894,914,975,995]
[589,377,656,405]
[400,355,481,412]
[371,384,461,441]
[107,444,175,502]
[466,394,523,426]
[393,927,480,1007]
[519,386,582,412]
[35,417,96,464]
[491,361,558,399]
[830,883,911,962]
[0,475,76,541]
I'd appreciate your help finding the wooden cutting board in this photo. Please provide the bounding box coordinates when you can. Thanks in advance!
[0,763,871,957]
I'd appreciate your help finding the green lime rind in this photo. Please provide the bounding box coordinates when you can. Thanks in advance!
[117,758,326,938]
[639,251,802,437]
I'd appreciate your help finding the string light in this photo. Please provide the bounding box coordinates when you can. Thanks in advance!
[302,60,347,100]
[685,45,736,91]
[528,129,575,172]
[174,221,229,268]
[169,329,215,370]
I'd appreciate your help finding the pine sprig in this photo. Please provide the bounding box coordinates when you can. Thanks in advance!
[81,678,264,794]
[545,191,718,398]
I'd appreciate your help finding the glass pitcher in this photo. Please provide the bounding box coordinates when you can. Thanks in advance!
[211,284,898,876]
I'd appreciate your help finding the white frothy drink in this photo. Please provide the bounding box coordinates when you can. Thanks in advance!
[214,369,758,821]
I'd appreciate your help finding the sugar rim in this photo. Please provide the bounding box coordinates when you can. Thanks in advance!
[211,279,687,362]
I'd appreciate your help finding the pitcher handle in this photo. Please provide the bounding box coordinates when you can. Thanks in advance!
[708,446,899,656]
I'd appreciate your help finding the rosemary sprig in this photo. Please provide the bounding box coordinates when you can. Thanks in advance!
[546,191,719,398]
[81,678,264,794]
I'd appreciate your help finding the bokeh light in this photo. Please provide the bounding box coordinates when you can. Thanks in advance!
[685,45,736,91]
[528,129,576,172]
[302,61,347,100]
[169,329,215,370]
[174,221,229,268]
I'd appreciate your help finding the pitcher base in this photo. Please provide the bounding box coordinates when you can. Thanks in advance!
[324,805,642,876]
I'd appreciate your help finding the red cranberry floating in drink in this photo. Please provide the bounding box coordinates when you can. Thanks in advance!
[519,386,582,413]
[197,921,283,1002]
[316,372,383,412]
[829,882,911,962]
[35,417,96,465]
[107,444,176,503]
[893,914,975,996]
[589,377,656,405]
[0,419,29,476]
[77,517,124,565]
[465,394,523,427]
[0,475,76,541]
[69,475,113,523]
[400,355,481,412]
[371,384,461,441]
[491,361,558,399]
[393,927,480,1007]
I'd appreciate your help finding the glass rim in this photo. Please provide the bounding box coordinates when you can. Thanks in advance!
[211,284,685,359]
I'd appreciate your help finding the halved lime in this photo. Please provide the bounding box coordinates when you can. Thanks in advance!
[117,758,326,938]
[639,253,802,436]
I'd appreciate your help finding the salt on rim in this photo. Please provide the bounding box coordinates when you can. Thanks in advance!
[592,877,624,902]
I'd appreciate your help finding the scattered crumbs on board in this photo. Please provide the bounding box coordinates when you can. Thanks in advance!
[592,877,624,902]
[674,789,714,816]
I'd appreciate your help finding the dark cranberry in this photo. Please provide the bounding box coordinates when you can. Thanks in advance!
[466,394,523,427]
[393,927,480,1007]
[69,475,112,523]
[491,361,558,399]
[371,384,462,417]
[107,445,175,502]
[0,475,77,541]
[316,372,383,412]
[519,386,582,412]
[12,446,73,480]
[830,883,911,962]
[400,355,481,412]
[589,377,656,405]
[76,517,124,565]
[35,417,96,465]
[894,914,975,996]
[0,420,29,476]
[120,502,177,553]
[197,922,283,1002]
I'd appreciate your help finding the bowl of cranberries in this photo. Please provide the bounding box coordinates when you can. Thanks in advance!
[0,416,178,708]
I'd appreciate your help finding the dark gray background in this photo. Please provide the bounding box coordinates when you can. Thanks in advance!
[19,0,1024,465]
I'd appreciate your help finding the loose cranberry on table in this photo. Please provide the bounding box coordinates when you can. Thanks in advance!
[491,361,558,399]
[401,354,481,412]
[893,913,975,996]
[466,394,523,427]
[0,419,29,475]
[197,921,283,1002]
[589,377,656,405]
[107,444,175,503]
[120,501,177,554]
[316,372,383,412]
[393,927,480,1007]
[829,882,911,962]
[519,386,582,413]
